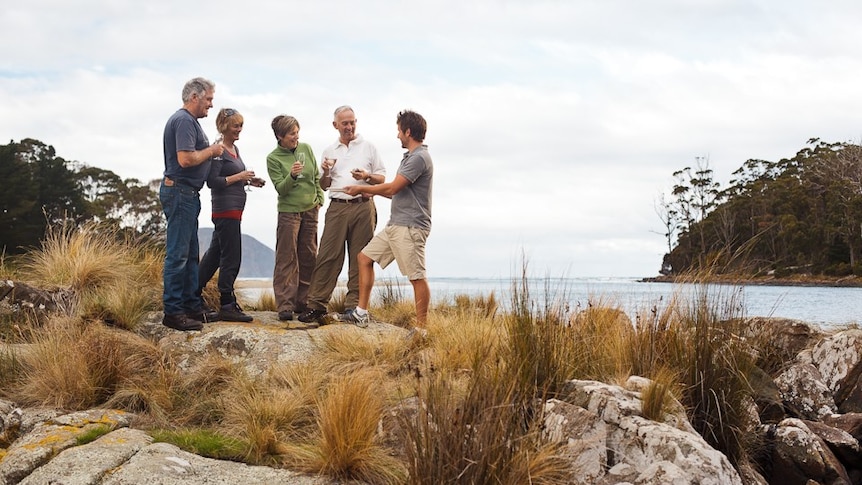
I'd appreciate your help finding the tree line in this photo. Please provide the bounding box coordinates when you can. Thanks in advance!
[0,138,163,256]
[660,139,862,278]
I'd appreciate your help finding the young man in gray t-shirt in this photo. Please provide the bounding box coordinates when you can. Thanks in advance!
[341,110,433,329]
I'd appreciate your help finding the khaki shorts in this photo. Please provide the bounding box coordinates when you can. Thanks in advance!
[361,225,429,280]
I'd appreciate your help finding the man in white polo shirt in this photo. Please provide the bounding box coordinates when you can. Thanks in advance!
[298,106,386,326]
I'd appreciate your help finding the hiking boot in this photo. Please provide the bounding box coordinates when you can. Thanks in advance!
[188,306,220,323]
[278,310,295,321]
[341,308,370,328]
[298,308,327,325]
[219,302,253,322]
[163,313,203,331]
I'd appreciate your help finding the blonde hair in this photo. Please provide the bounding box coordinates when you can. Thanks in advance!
[216,108,243,134]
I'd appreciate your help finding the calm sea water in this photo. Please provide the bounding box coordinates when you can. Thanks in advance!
[239,277,862,329]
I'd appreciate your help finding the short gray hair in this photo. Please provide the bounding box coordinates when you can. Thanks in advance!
[333,105,354,119]
[181,77,215,103]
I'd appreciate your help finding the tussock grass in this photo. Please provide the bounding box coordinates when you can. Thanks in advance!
[317,327,413,376]
[287,369,406,484]
[0,344,21,397]
[327,288,348,313]
[640,366,680,422]
[12,316,173,410]
[19,220,162,329]
[248,290,276,311]
[221,373,318,465]
[429,310,502,376]
[402,362,571,484]
[433,292,499,320]
[627,279,757,466]
[373,299,416,328]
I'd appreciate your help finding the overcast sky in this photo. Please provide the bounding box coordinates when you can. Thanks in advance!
[3,0,862,279]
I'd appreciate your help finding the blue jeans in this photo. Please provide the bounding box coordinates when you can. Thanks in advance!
[160,183,201,316]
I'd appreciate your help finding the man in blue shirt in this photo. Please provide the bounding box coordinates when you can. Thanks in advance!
[160,77,224,331]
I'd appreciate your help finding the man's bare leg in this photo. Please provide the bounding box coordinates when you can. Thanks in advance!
[356,252,375,311]
[410,278,430,327]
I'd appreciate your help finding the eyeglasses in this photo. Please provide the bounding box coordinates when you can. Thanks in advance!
[223,108,237,117]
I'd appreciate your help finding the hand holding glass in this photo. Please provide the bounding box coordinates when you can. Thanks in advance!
[323,157,337,172]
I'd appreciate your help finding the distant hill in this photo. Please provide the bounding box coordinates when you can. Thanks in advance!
[198,228,274,278]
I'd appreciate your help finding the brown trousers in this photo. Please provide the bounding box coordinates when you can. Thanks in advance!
[306,199,376,311]
[273,208,319,313]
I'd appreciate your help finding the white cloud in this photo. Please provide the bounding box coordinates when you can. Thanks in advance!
[4,0,862,277]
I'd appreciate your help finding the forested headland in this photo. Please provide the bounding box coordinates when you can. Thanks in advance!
[657,138,862,285]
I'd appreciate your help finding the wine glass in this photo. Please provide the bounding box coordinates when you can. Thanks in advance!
[296,153,306,179]
[323,157,337,177]
[245,166,254,192]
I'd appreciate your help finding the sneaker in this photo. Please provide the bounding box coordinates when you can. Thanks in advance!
[188,306,220,323]
[219,302,253,322]
[278,310,294,321]
[341,308,370,328]
[298,308,327,325]
[163,313,203,331]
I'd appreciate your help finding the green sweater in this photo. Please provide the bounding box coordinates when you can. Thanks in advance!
[266,142,324,213]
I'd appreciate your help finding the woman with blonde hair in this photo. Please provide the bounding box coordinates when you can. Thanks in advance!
[196,108,265,322]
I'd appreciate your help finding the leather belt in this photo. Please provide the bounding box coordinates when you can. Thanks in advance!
[163,177,199,193]
[330,198,369,204]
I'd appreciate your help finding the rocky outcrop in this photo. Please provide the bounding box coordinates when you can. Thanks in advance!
[7,314,862,484]
[0,410,328,485]
[767,418,854,485]
[775,362,837,420]
[544,378,744,484]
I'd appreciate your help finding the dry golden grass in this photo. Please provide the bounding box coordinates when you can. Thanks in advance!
[640,365,681,422]
[12,315,173,410]
[316,326,413,377]
[19,221,162,329]
[372,299,416,328]
[428,310,503,376]
[402,362,571,484]
[288,369,406,484]
[222,378,313,465]
[247,290,276,311]
[326,288,348,313]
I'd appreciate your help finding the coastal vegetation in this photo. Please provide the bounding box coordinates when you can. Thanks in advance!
[660,139,862,281]
[0,220,778,483]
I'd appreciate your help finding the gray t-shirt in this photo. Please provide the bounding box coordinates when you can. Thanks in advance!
[163,108,211,189]
[389,145,433,232]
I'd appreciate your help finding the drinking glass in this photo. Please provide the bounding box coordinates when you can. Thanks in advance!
[296,153,306,179]
[245,167,254,192]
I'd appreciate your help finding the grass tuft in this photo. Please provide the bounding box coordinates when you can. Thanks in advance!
[75,424,113,446]
[150,428,247,461]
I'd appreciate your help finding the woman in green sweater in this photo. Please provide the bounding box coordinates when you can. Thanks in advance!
[266,115,325,322]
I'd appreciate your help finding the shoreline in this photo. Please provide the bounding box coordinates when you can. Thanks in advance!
[237,275,862,289]
[640,274,862,288]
